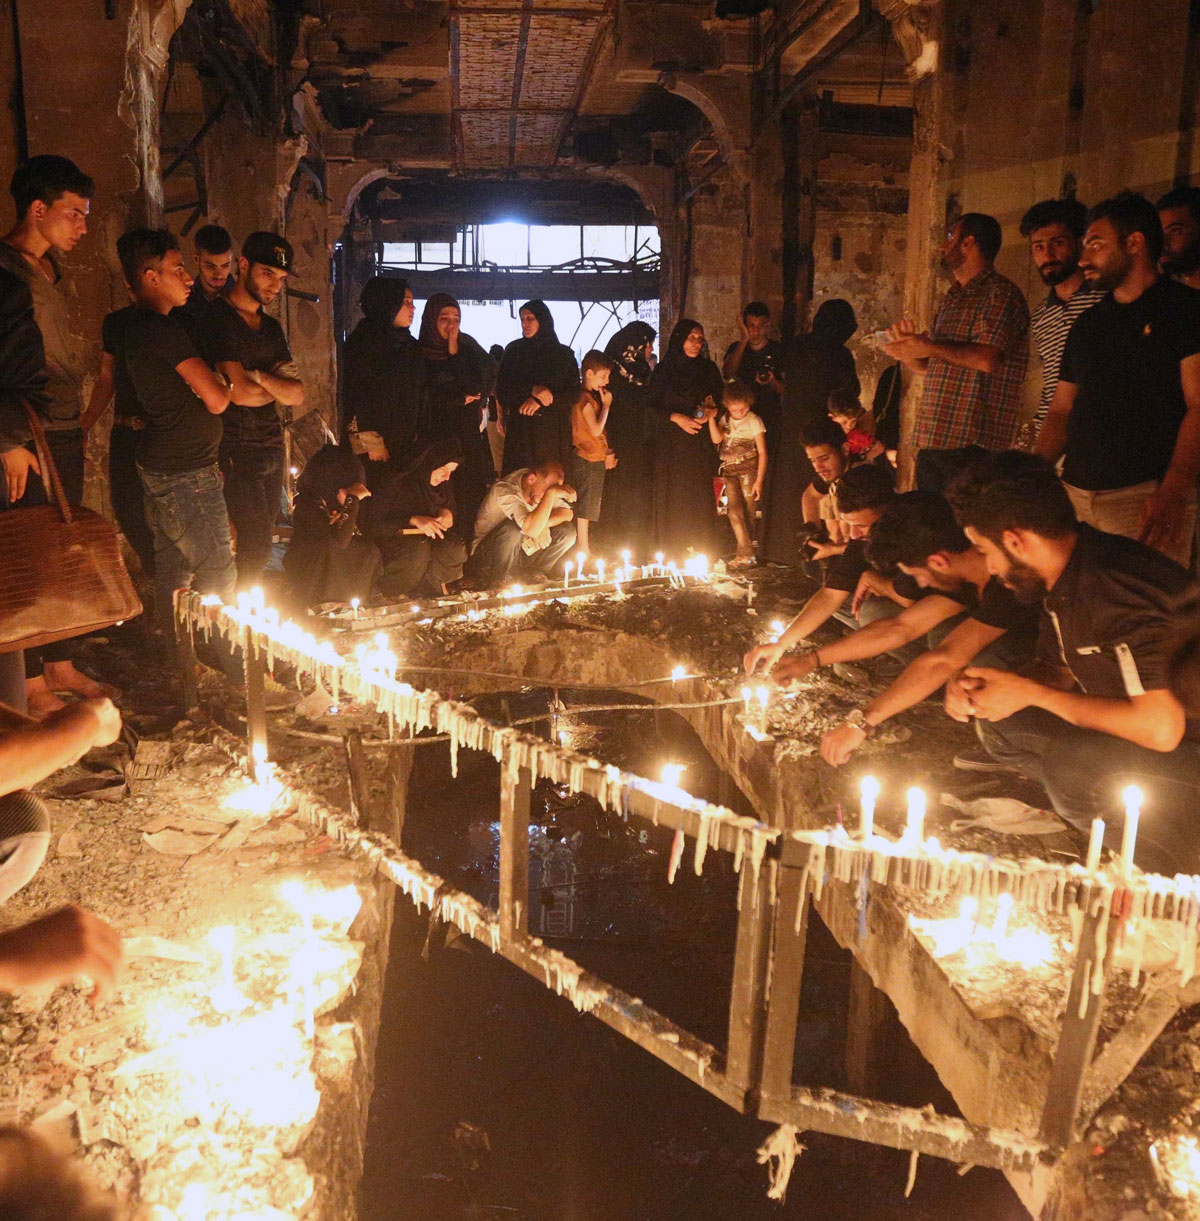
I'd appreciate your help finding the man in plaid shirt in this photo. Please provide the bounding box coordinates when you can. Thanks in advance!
[884,213,1029,492]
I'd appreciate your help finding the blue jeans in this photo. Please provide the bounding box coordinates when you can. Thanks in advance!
[977,709,1200,875]
[138,462,237,642]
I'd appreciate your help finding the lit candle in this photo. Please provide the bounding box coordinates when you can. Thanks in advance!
[1121,785,1142,876]
[655,551,664,576]
[596,558,605,584]
[756,685,770,731]
[741,686,751,717]
[770,619,786,639]
[621,549,631,580]
[250,585,265,615]
[576,550,586,577]
[564,560,573,588]
[992,893,1013,942]
[351,597,360,619]
[671,664,686,684]
[1085,817,1105,872]
[661,763,684,789]
[905,787,925,845]
[860,775,879,839]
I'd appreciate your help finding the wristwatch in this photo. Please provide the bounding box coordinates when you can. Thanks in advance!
[844,708,874,736]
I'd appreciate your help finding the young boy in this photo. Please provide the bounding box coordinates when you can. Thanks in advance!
[827,385,886,463]
[708,378,767,565]
[570,350,617,557]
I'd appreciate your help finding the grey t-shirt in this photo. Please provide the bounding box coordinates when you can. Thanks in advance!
[0,244,85,429]
[472,468,549,553]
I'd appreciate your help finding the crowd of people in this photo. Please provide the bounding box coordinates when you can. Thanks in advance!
[0,143,1199,1064]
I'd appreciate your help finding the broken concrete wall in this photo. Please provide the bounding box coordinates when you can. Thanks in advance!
[813,141,909,407]
[684,174,750,366]
[889,0,1200,478]
[282,179,337,434]
[944,0,1200,298]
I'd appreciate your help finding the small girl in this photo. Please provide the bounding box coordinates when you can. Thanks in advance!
[570,350,618,556]
[708,379,767,565]
[828,385,886,464]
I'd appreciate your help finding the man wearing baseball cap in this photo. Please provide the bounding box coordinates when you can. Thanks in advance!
[195,230,305,586]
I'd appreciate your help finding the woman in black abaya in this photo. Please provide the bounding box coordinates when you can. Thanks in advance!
[341,276,425,489]
[595,320,656,556]
[647,319,724,557]
[496,300,580,474]
[284,445,381,611]
[761,298,859,565]
[360,439,467,598]
[417,293,493,537]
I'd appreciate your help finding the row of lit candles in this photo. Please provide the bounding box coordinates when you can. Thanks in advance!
[857,776,1143,876]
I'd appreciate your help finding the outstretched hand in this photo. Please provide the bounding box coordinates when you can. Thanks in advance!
[0,906,123,1004]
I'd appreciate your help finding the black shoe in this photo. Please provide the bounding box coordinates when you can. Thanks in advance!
[952,749,1021,775]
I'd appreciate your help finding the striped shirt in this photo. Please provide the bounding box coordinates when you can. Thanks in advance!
[913,267,1030,452]
[1029,283,1104,426]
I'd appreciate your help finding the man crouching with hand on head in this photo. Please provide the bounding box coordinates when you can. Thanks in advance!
[944,451,1200,876]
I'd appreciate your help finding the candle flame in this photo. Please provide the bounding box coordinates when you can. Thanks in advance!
[860,775,880,801]
[661,763,685,789]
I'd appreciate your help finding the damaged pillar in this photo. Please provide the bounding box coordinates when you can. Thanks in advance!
[879,0,950,485]
[844,959,905,1097]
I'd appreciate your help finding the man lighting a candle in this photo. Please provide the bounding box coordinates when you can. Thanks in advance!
[945,451,1200,875]
[765,491,1039,764]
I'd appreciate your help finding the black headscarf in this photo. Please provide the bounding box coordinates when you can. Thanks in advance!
[519,299,558,345]
[343,277,424,459]
[418,293,462,362]
[649,319,722,410]
[296,445,365,507]
[362,437,465,543]
[604,320,656,386]
[810,298,857,344]
[359,276,412,327]
[495,300,579,417]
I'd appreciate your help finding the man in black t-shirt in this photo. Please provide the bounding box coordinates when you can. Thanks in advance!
[78,303,156,573]
[196,231,305,587]
[767,491,1038,768]
[1037,193,1200,567]
[950,452,1200,875]
[173,223,236,337]
[723,302,784,456]
[745,463,900,676]
[115,229,233,642]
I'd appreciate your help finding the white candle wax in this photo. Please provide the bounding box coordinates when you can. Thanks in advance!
[564,561,573,588]
[906,787,925,845]
[1120,786,1142,876]
[992,893,1013,942]
[860,775,879,839]
[1085,818,1105,872]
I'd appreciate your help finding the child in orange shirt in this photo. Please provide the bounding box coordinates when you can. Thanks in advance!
[570,350,618,556]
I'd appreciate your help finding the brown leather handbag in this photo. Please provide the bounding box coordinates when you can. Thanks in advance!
[0,405,142,653]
